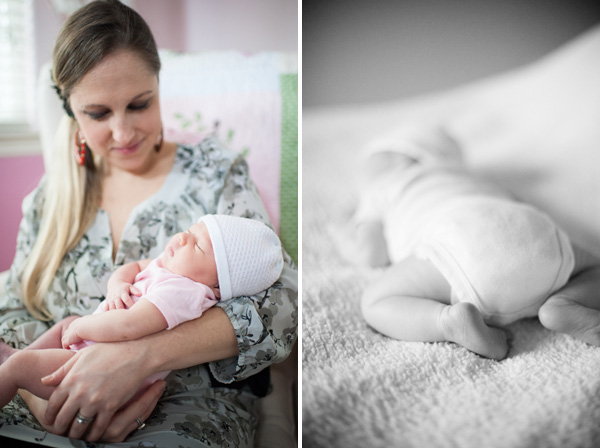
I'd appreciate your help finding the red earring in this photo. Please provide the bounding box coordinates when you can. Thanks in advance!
[74,129,86,166]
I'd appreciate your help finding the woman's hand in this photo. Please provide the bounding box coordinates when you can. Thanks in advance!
[20,380,164,442]
[38,307,238,441]
[99,380,164,442]
[40,340,159,442]
[19,380,166,443]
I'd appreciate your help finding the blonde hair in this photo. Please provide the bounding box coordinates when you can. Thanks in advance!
[20,0,160,320]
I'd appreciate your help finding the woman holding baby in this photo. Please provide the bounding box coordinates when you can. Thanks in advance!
[0,0,297,446]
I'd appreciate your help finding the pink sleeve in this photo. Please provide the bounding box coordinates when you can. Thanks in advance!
[143,277,218,329]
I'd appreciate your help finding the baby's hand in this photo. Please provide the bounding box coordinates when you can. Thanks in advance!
[105,282,142,310]
[332,217,390,268]
[62,320,84,349]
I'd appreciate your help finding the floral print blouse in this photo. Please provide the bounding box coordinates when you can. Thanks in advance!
[0,137,298,383]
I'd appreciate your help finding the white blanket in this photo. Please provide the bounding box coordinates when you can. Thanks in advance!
[302,25,600,448]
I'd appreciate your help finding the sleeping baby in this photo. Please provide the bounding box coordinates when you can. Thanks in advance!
[336,125,600,360]
[0,214,284,408]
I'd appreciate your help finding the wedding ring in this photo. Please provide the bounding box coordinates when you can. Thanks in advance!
[136,417,146,430]
[75,412,95,424]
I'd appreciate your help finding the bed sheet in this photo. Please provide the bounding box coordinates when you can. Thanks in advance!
[302,25,600,448]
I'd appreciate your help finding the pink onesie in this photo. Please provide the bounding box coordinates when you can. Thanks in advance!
[71,255,218,392]
[92,255,218,329]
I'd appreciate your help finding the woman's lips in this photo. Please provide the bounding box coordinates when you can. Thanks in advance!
[112,140,142,154]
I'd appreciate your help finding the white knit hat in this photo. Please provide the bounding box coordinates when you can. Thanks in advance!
[198,215,284,300]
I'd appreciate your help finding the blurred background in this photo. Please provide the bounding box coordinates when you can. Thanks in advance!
[0,0,298,271]
[3,0,298,134]
[303,0,600,108]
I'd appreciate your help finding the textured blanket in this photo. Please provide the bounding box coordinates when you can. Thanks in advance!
[302,25,600,448]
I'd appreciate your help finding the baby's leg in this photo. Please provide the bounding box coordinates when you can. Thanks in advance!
[539,265,600,345]
[362,256,508,360]
[0,348,75,408]
[0,341,17,364]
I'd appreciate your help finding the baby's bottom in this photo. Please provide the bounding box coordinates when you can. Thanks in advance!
[361,256,509,360]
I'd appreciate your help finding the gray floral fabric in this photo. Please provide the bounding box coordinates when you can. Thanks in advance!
[0,137,298,447]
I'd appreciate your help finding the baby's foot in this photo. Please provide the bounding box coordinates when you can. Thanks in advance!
[539,297,600,346]
[440,302,509,360]
[0,340,17,364]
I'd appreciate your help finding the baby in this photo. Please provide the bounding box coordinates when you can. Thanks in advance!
[337,125,600,360]
[0,214,284,407]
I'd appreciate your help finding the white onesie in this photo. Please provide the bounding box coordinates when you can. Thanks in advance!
[355,127,575,326]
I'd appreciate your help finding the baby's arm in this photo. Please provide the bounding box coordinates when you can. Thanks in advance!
[334,218,389,268]
[62,299,168,348]
[335,152,406,268]
[105,259,153,309]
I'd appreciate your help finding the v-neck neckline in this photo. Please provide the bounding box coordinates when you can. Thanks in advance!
[100,144,183,265]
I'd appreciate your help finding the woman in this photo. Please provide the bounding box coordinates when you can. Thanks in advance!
[0,0,297,446]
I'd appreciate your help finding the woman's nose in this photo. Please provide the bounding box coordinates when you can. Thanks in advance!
[110,115,135,146]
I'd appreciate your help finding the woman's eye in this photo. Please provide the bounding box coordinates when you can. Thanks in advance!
[129,100,150,111]
[86,111,108,120]
[83,99,150,119]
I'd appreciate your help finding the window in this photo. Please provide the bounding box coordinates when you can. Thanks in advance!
[0,0,38,155]
[0,0,29,127]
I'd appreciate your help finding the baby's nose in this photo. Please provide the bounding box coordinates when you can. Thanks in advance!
[178,233,188,245]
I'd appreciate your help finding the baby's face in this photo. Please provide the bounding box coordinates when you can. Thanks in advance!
[160,222,220,296]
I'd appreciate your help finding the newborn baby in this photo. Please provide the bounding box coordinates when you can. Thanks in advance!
[337,125,600,360]
[0,215,284,408]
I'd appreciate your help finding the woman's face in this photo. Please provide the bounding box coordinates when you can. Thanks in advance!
[69,49,162,174]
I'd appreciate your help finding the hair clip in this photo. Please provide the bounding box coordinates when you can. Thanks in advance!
[50,71,75,118]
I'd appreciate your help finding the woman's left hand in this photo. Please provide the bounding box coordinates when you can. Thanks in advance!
[40,340,158,442]
[98,379,165,442]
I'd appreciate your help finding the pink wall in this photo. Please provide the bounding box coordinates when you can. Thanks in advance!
[133,0,298,53]
[0,155,45,271]
[32,0,298,85]
[134,0,187,52]
[181,1,298,52]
